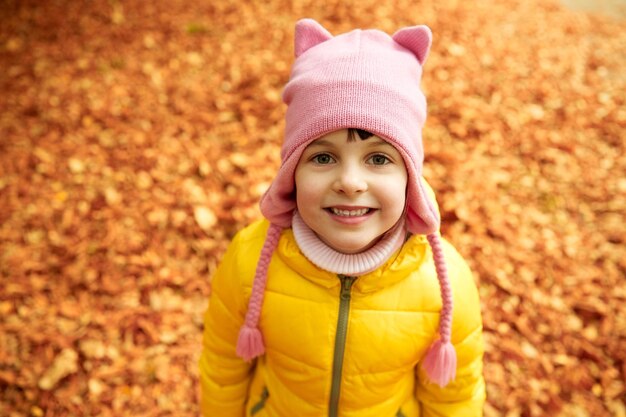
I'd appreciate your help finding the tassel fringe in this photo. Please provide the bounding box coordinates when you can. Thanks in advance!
[421,339,457,387]
[236,325,265,361]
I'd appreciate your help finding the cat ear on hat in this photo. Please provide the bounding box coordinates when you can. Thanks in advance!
[392,25,432,65]
[294,18,333,57]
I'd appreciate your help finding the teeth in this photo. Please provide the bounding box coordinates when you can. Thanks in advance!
[330,208,369,217]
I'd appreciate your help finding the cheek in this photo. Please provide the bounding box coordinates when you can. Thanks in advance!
[294,169,318,208]
[381,175,408,216]
[296,185,322,210]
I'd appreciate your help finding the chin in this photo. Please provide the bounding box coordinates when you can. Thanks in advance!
[325,238,375,254]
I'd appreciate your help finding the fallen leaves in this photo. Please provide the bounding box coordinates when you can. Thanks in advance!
[193,206,218,232]
[38,349,79,391]
[0,0,625,416]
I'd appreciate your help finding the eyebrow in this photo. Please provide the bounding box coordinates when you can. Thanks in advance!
[307,137,393,149]
[306,139,335,148]
[364,138,394,148]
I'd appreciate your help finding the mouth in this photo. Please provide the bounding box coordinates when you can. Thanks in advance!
[325,207,373,217]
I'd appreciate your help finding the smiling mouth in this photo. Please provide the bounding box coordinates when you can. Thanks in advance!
[327,207,372,217]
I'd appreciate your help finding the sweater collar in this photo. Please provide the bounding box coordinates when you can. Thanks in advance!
[291,211,407,276]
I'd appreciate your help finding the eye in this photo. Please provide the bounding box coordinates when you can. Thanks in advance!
[312,153,335,164]
[367,154,391,165]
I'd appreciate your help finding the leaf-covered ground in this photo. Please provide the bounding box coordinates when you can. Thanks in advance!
[1,0,624,416]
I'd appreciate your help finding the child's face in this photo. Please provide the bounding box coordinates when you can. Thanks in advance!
[295,129,408,254]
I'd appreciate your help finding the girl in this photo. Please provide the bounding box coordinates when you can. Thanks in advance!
[200,18,485,417]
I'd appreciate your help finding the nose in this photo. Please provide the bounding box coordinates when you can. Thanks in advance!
[332,163,368,195]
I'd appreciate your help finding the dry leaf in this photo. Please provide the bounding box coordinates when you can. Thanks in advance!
[193,206,217,231]
[38,349,79,390]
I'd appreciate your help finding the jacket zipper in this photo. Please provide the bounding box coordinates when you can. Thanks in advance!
[250,386,269,415]
[328,274,356,417]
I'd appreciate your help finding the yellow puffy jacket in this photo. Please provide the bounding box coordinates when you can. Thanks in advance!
[200,220,485,417]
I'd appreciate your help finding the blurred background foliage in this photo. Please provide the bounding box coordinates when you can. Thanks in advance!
[0,0,624,416]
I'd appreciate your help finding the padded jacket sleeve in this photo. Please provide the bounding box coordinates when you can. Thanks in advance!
[199,231,255,417]
[416,241,486,417]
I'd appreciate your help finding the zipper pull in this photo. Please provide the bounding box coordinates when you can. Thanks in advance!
[339,275,356,300]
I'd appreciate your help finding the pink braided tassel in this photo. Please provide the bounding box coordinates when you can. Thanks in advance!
[421,233,457,387]
[236,224,282,361]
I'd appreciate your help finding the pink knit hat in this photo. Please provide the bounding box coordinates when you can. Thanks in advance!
[237,18,457,387]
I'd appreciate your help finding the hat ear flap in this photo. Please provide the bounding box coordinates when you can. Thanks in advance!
[294,18,333,57]
[405,176,441,235]
[392,25,432,65]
